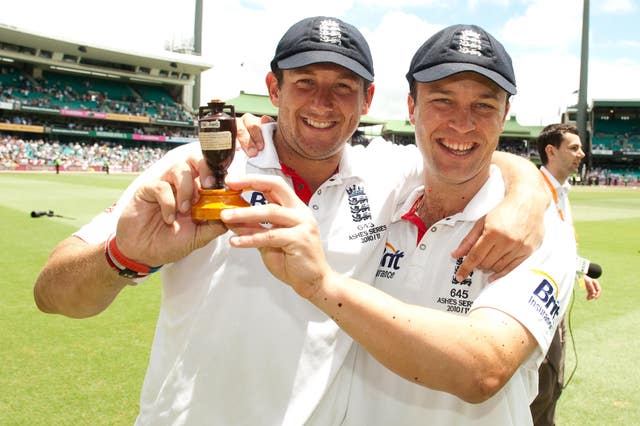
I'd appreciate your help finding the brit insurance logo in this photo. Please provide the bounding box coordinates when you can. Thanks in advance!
[376,242,405,279]
[529,270,562,331]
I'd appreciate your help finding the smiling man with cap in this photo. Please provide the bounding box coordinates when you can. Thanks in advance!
[220,24,577,425]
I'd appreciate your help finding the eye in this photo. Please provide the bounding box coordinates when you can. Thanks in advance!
[295,78,314,88]
[475,102,495,110]
[334,81,357,94]
[434,98,451,104]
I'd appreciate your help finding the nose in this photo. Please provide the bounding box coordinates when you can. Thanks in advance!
[310,85,334,112]
[577,148,585,159]
[448,106,475,134]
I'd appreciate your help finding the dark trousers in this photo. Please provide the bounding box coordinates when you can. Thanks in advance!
[530,316,567,426]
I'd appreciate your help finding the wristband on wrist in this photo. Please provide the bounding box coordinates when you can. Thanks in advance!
[104,234,162,281]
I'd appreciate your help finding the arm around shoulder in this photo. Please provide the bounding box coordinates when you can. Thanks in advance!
[34,236,130,318]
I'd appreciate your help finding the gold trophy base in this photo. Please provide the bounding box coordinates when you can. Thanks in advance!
[191,189,249,221]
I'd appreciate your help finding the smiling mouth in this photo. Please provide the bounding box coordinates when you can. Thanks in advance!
[438,139,476,155]
[304,118,336,129]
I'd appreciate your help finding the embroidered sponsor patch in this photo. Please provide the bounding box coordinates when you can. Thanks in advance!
[528,270,562,330]
[376,242,405,279]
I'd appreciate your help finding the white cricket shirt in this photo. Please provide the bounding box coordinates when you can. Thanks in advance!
[329,166,577,425]
[74,123,421,425]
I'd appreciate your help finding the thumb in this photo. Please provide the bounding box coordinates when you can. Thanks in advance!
[451,218,483,258]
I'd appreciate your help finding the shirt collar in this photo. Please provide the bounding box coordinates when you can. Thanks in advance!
[248,122,363,184]
[540,165,571,192]
[394,165,504,225]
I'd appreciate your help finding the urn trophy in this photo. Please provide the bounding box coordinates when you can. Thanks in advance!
[191,99,248,221]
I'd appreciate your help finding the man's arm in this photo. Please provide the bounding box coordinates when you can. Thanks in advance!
[306,274,537,403]
[221,175,539,403]
[454,151,550,281]
[236,114,548,281]
[34,237,130,318]
[34,157,226,318]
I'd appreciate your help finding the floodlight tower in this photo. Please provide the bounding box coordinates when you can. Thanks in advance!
[577,0,590,171]
[193,0,203,111]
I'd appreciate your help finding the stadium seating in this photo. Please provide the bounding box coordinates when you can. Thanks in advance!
[1,64,193,122]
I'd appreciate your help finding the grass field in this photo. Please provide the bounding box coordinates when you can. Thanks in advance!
[1,172,639,425]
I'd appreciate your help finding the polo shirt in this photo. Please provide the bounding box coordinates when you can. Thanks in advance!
[74,123,421,425]
[324,166,576,425]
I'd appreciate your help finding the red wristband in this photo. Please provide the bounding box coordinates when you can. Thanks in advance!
[105,234,162,280]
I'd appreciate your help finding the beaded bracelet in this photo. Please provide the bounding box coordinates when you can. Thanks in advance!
[104,234,162,280]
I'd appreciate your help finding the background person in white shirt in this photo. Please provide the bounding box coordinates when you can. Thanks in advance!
[532,123,602,426]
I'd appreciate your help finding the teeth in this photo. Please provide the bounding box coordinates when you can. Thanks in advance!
[441,140,474,152]
[305,118,333,129]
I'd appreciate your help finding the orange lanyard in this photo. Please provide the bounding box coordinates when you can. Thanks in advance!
[540,170,565,222]
[540,169,578,244]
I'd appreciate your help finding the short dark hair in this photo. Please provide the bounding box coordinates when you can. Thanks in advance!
[536,123,579,165]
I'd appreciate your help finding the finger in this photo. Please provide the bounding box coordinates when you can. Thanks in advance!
[226,174,305,208]
[455,236,494,282]
[594,281,602,298]
[228,225,302,249]
[163,160,199,214]
[137,181,179,224]
[260,115,275,124]
[452,219,484,258]
[487,255,527,282]
[483,248,522,278]
[225,222,270,236]
[235,120,255,156]
[195,155,213,192]
[585,278,602,300]
[221,202,304,229]
[473,245,511,272]
[236,113,263,157]
[245,116,269,153]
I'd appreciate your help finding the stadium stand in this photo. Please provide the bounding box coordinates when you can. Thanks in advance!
[0,24,209,172]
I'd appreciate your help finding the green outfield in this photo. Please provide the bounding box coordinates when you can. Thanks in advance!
[1,172,639,425]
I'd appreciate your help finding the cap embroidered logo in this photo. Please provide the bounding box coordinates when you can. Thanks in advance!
[456,30,483,57]
[319,19,342,45]
[405,24,517,95]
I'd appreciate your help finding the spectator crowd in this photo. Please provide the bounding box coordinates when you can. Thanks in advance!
[1,135,168,173]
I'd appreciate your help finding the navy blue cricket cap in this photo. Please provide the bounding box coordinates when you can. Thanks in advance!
[406,24,517,95]
[270,16,374,82]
